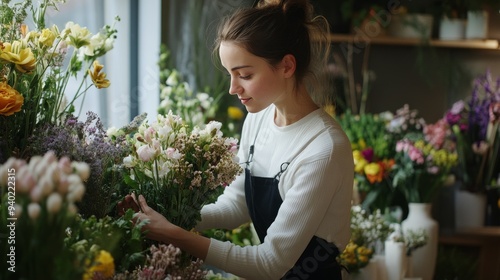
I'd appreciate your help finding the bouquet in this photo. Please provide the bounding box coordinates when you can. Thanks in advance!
[0,0,118,162]
[338,205,394,273]
[392,133,458,203]
[121,111,243,231]
[338,110,397,211]
[445,70,500,192]
[0,151,88,280]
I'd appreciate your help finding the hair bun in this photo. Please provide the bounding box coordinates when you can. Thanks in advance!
[282,0,311,23]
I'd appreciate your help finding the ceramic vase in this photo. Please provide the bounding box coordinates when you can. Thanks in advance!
[466,10,489,39]
[349,258,379,280]
[439,17,466,40]
[401,203,438,280]
[455,189,486,228]
[384,240,407,280]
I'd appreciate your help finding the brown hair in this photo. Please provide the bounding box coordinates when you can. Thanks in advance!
[214,0,333,107]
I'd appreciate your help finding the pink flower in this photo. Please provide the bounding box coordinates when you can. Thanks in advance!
[137,145,157,162]
[408,147,424,164]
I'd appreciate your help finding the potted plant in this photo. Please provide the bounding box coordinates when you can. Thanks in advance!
[444,70,500,228]
[386,3,436,40]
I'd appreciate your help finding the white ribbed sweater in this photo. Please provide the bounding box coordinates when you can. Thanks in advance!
[196,105,353,280]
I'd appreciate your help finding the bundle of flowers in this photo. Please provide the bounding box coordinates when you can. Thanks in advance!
[338,205,394,273]
[392,135,458,203]
[24,112,138,218]
[349,205,394,250]
[0,151,88,280]
[0,0,118,162]
[338,105,426,212]
[337,240,374,274]
[121,111,243,231]
[114,243,207,280]
[387,223,428,256]
[445,70,500,192]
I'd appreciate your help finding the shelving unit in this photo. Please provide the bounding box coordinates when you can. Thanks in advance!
[326,34,500,50]
[439,227,500,280]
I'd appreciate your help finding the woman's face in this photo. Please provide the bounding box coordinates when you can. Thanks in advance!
[219,41,289,113]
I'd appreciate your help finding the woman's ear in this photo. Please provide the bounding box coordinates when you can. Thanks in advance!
[281,54,296,78]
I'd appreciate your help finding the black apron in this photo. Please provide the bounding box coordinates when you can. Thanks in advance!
[244,144,342,280]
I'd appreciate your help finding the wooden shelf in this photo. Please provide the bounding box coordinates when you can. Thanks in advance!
[439,227,500,280]
[326,34,500,50]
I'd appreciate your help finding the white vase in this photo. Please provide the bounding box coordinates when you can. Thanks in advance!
[384,240,407,280]
[372,254,387,280]
[455,189,486,228]
[439,17,466,40]
[349,258,379,280]
[466,10,489,39]
[401,203,438,280]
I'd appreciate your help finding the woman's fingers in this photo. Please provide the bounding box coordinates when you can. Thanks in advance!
[137,194,149,213]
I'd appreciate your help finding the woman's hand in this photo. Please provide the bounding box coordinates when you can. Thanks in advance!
[133,194,176,243]
[117,194,141,216]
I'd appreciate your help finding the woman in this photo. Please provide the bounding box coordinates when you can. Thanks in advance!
[132,0,354,278]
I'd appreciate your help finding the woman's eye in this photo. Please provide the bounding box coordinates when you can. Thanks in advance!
[240,75,252,80]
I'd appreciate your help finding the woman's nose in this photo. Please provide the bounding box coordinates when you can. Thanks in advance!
[228,79,242,95]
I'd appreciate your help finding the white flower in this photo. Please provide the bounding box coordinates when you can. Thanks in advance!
[165,147,182,160]
[137,145,157,162]
[123,155,136,168]
[46,193,63,214]
[67,182,85,202]
[72,162,90,181]
[28,203,41,220]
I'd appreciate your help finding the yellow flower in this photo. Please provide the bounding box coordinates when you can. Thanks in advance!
[83,250,115,280]
[38,28,57,48]
[0,82,24,116]
[62,21,91,48]
[88,60,110,89]
[353,151,368,173]
[0,41,37,73]
[227,106,244,120]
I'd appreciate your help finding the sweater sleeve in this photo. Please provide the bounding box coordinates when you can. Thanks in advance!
[204,151,353,280]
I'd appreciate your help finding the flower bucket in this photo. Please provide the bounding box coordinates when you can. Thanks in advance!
[455,190,486,228]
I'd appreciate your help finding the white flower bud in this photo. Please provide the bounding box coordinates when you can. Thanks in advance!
[72,162,90,181]
[46,193,63,214]
[28,203,41,220]
[67,183,85,202]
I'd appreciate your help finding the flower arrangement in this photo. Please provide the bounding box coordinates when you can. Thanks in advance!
[337,110,397,211]
[0,0,118,162]
[349,205,394,250]
[392,134,458,203]
[0,151,89,280]
[337,240,374,274]
[338,104,426,212]
[445,70,500,193]
[24,112,136,218]
[113,243,207,280]
[338,205,394,273]
[121,111,243,231]
[388,223,428,256]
